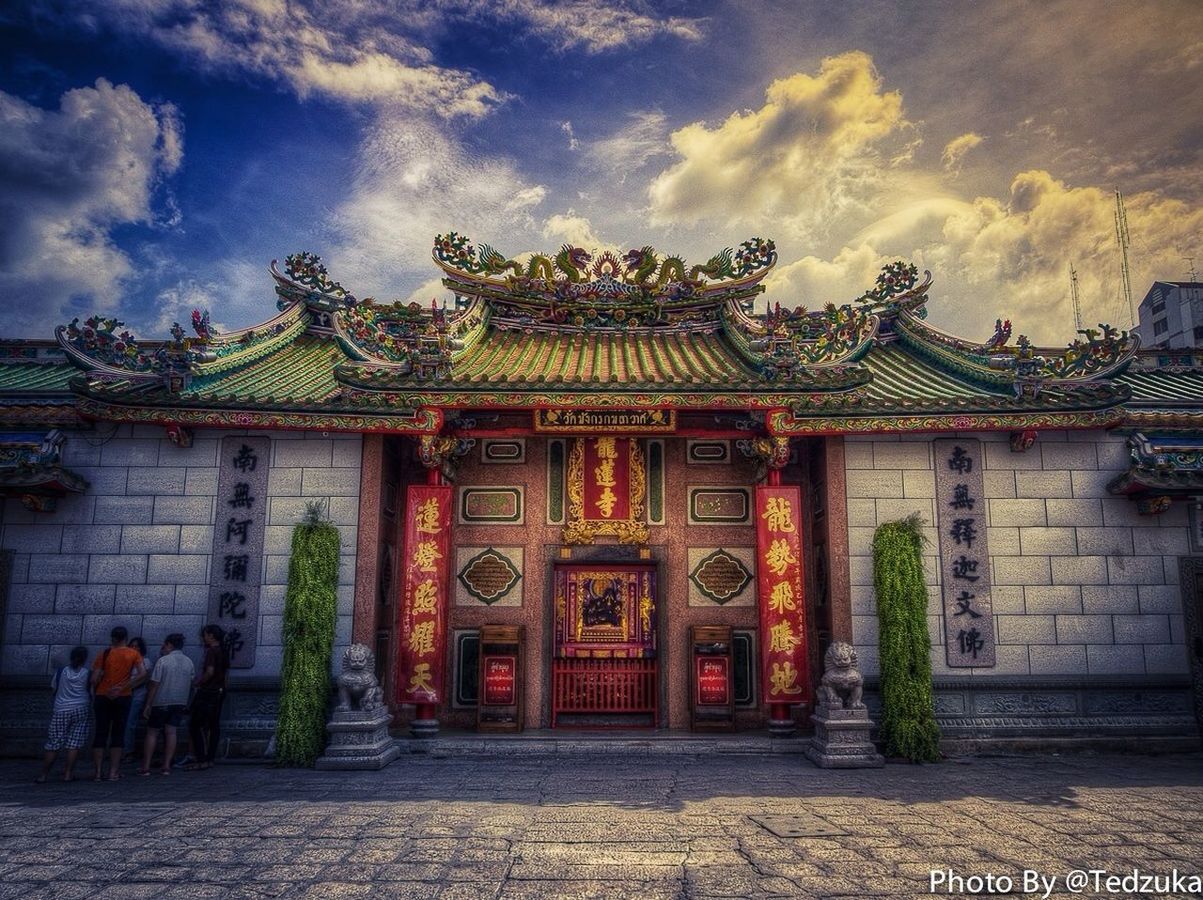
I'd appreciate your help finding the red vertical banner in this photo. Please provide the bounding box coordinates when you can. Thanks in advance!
[755,485,810,708]
[398,485,452,705]
[581,437,632,521]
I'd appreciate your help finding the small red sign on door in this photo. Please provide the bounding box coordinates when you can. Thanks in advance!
[696,656,730,706]
[483,655,517,706]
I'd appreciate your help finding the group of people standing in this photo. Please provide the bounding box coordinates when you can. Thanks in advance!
[37,624,230,782]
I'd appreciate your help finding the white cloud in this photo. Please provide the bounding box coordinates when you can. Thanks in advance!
[55,0,505,117]
[329,117,547,300]
[647,52,912,239]
[761,171,1203,344]
[541,211,611,250]
[561,120,579,152]
[486,1,705,53]
[941,132,984,176]
[0,79,182,337]
[588,110,670,182]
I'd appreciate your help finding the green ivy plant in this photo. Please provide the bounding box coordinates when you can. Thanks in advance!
[872,514,942,763]
[275,500,340,767]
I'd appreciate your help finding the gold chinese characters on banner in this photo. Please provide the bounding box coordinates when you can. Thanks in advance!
[398,485,453,704]
[563,438,649,545]
[755,486,811,704]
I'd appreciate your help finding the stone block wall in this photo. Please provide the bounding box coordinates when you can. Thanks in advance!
[0,426,360,679]
[845,430,1192,680]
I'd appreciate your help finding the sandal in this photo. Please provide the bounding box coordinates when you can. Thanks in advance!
[33,775,46,784]
[138,769,151,776]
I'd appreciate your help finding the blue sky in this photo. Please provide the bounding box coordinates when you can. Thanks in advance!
[2,0,1202,343]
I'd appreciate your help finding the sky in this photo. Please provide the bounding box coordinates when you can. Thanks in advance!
[1,0,1202,344]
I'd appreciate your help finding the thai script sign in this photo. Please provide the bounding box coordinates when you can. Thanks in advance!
[482,655,518,706]
[398,485,453,703]
[754,485,810,704]
[534,409,676,432]
[933,439,996,667]
[207,436,270,669]
[696,657,731,706]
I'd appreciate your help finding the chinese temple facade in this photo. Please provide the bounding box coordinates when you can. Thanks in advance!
[1,235,1202,753]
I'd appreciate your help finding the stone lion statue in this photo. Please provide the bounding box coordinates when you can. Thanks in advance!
[816,641,865,710]
[336,644,384,713]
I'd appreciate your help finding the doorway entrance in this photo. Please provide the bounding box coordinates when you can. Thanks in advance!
[550,563,658,727]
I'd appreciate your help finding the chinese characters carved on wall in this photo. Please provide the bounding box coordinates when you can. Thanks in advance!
[933,439,996,667]
[206,436,270,668]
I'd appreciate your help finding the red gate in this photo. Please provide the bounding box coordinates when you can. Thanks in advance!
[551,658,658,728]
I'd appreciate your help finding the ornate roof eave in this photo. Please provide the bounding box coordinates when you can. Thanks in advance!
[331,358,871,396]
[330,295,488,368]
[0,429,89,509]
[0,402,84,427]
[896,309,1140,393]
[781,379,1128,420]
[1104,432,1203,508]
[767,407,1125,436]
[430,233,778,317]
[190,301,310,377]
[72,395,443,435]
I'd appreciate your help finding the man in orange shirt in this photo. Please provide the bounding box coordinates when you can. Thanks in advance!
[90,626,144,781]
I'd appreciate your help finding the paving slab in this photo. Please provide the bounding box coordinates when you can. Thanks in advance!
[0,753,1200,898]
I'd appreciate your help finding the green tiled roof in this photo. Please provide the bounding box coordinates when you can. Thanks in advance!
[184,335,341,405]
[1117,368,1203,405]
[862,345,992,401]
[449,329,760,386]
[0,361,75,394]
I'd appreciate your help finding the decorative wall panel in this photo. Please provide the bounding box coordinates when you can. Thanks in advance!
[647,439,665,525]
[481,439,525,464]
[547,439,565,524]
[687,486,751,525]
[687,547,756,606]
[687,440,730,464]
[458,486,524,525]
[454,546,523,607]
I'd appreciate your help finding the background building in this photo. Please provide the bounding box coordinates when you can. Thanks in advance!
[1135,281,1203,348]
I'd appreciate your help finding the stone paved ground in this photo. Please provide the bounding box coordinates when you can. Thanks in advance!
[0,752,1201,899]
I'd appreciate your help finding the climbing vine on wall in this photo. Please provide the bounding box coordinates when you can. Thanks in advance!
[872,515,942,763]
[275,501,340,767]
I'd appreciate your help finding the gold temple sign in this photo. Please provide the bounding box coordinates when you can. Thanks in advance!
[563,437,649,545]
[534,409,676,433]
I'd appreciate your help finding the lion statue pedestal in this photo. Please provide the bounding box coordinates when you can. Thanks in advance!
[804,642,884,769]
[315,644,400,771]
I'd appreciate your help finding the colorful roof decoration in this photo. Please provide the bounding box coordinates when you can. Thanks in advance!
[1,233,1197,443]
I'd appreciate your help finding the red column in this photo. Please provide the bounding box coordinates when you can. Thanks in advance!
[755,480,810,736]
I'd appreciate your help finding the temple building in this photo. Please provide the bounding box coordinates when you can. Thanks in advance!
[1,235,1201,753]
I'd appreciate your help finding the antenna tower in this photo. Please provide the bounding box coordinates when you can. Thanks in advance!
[1186,256,1199,283]
[1070,264,1082,331]
[1114,189,1135,324]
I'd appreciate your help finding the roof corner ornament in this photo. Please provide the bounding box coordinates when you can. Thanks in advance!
[1009,430,1038,453]
[164,423,193,448]
[272,251,356,321]
[737,436,791,481]
[1137,495,1173,516]
[0,429,89,512]
[417,434,475,482]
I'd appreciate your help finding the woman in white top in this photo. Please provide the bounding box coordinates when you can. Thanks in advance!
[37,645,92,783]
